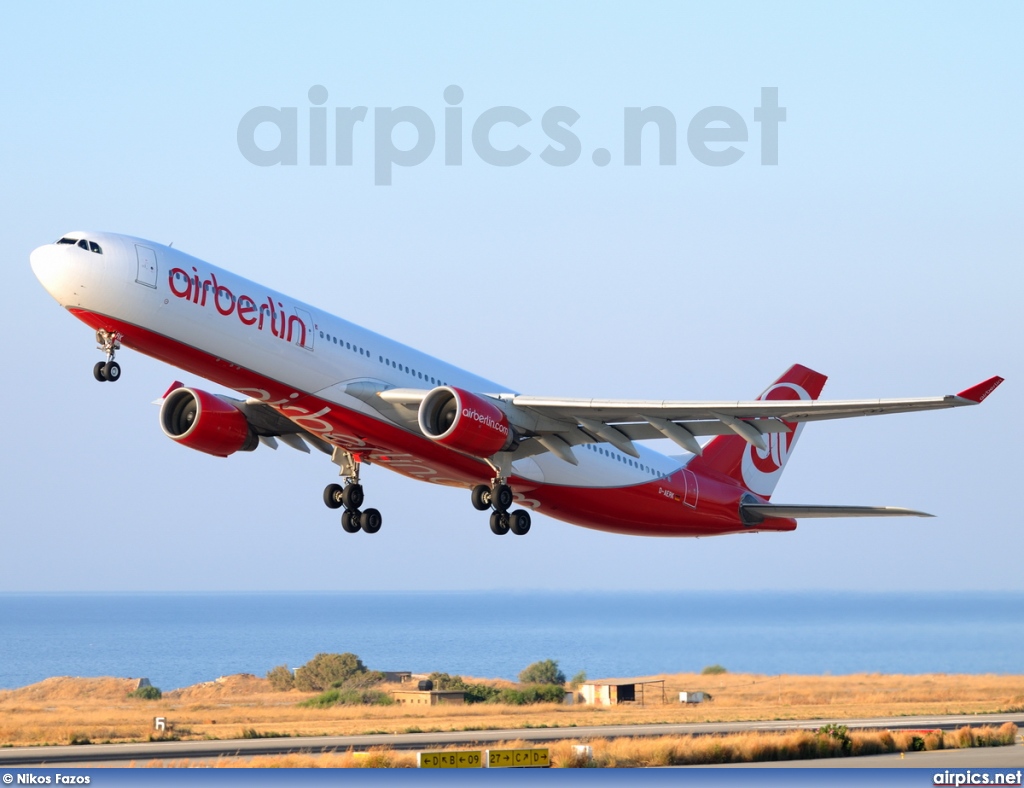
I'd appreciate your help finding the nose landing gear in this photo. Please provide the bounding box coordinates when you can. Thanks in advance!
[324,449,383,534]
[93,330,122,382]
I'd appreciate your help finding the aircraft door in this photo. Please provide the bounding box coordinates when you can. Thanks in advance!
[292,307,315,350]
[135,245,157,288]
[682,469,699,508]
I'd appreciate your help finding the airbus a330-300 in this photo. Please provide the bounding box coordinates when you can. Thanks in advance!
[30,232,1003,537]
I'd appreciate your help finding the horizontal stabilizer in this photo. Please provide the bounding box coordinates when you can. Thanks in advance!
[742,504,934,519]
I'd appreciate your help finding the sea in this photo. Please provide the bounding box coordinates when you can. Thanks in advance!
[1,591,1021,691]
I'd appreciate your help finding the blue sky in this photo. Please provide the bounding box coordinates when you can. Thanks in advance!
[3,2,1021,591]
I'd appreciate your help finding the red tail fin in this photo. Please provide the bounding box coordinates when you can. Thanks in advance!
[687,364,827,499]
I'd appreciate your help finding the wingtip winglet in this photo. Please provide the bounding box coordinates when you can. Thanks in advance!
[956,376,1004,404]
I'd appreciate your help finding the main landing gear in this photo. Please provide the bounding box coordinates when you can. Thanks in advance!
[471,481,531,536]
[324,449,382,534]
[92,330,122,382]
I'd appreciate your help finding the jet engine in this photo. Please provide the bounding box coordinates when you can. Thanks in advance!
[418,386,516,458]
[160,387,258,457]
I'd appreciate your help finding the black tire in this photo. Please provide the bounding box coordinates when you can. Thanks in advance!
[341,510,361,533]
[342,483,364,510]
[471,484,491,511]
[360,508,382,534]
[489,511,510,535]
[510,509,532,536]
[491,483,514,512]
[323,483,344,509]
[93,361,107,382]
[103,361,121,381]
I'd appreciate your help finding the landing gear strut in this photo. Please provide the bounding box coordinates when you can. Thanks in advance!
[93,330,121,382]
[324,448,382,534]
[472,479,531,537]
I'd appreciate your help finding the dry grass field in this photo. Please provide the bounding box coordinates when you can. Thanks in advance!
[0,672,1022,749]
[144,725,1021,768]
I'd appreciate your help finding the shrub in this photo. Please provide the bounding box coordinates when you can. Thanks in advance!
[297,688,394,708]
[816,723,852,755]
[294,652,368,692]
[996,722,1019,745]
[266,665,295,691]
[425,671,562,705]
[519,659,566,686]
[427,672,500,704]
[570,671,587,688]
[701,665,727,675]
[127,685,162,700]
[330,671,384,690]
[497,684,567,705]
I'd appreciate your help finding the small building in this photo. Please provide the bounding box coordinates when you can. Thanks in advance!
[390,689,465,706]
[380,671,413,684]
[579,677,666,706]
[679,691,707,704]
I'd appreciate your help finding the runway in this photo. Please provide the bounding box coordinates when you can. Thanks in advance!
[1,712,1020,766]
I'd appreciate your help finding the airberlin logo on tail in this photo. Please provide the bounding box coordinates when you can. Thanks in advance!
[463,407,510,437]
[740,382,809,496]
[167,267,306,347]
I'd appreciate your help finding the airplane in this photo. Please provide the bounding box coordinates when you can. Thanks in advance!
[30,231,1003,538]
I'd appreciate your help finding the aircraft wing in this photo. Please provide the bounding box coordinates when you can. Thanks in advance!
[512,376,1003,426]
[503,376,1004,458]
[377,376,1003,462]
[235,399,335,455]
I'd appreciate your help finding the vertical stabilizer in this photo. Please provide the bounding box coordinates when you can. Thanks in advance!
[687,364,827,499]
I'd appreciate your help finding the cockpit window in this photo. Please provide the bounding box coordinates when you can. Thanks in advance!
[56,237,102,254]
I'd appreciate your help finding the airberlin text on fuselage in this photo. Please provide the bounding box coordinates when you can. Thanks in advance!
[463,407,509,437]
[168,267,306,346]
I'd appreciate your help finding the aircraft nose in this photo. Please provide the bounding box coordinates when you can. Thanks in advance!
[30,242,72,303]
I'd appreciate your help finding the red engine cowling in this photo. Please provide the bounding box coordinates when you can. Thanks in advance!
[159,387,257,457]
[418,386,514,457]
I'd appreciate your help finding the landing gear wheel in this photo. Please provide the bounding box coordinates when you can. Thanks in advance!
[102,361,121,382]
[93,361,107,382]
[489,511,510,535]
[491,483,514,512]
[323,484,344,509]
[471,484,491,511]
[509,509,532,536]
[360,508,382,534]
[341,510,361,533]
[342,483,364,510]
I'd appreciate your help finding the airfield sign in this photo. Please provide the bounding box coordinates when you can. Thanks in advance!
[486,748,551,768]
[417,750,482,768]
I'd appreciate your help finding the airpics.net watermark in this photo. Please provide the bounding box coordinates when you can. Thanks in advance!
[237,86,786,185]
